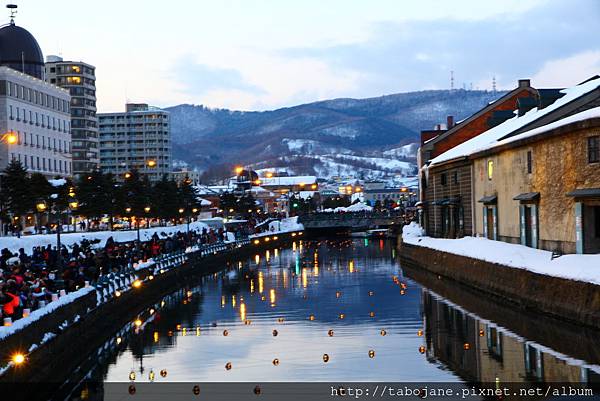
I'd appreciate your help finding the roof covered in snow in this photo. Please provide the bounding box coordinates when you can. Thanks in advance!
[429,77,600,166]
[472,106,600,156]
[260,175,317,186]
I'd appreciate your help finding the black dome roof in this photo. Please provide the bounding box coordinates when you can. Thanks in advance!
[0,22,44,79]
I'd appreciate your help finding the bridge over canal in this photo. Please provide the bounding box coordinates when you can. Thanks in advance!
[298,211,405,231]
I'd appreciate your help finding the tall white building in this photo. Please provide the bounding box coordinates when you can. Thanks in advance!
[98,103,171,182]
[0,19,72,177]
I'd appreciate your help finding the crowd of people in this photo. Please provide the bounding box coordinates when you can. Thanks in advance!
[0,225,235,324]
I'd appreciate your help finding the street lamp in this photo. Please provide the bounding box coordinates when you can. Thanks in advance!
[3,131,17,144]
[144,206,151,229]
[235,166,243,175]
[147,160,157,168]
[124,172,132,179]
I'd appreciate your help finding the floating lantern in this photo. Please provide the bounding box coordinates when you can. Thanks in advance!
[479,329,485,337]
[328,329,334,337]
[277,317,284,323]
[153,332,159,343]
[369,311,375,318]
[322,354,330,363]
[368,291,374,296]
[193,385,200,395]
[339,313,345,320]
[129,370,136,381]
[463,343,471,350]
[309,315,315,321]
[400,290,406,295]
[225,362,232,370]
[272,358,280,366]
[149,370,155,382]
[176,324,182,330]
[335,291,341,298]
[117,336,122,344]
[149,308,155,315]
[261,296,266,301]
[380,329,387,336]
[148,275,154,281]
[223,330,229,336]
[160,369,167,378]
[369,350,375,358]
[115,290,122,297]
[134,319,142,327]
[419,346,426,354]
[272,329,278,337]
[133,280,142,288]
[187,290,193,298]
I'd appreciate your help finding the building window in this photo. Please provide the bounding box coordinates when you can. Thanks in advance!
[440,173,447,186]
[589,136,599,163]
[452,171,459,184]
[527,151,533,174]
[595,206,600,239]
[487,160,494,180]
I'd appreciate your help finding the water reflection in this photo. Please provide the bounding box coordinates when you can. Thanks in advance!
[102,239,453,382]
[56,239,600,400]
[423,290,600,386]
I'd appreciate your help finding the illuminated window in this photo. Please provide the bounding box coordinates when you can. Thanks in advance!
[67,76,82,84]
[71,65,81,73]
[487,160,494,180]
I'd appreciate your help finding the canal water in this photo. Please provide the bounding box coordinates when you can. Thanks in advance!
[60,239,600,398]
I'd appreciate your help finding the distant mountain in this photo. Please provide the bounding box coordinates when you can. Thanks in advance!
[165,89,506,180]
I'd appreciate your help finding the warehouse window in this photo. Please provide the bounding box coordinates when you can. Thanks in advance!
[589,136,599,163]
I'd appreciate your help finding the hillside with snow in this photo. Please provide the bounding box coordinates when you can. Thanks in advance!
[166,89,506,179]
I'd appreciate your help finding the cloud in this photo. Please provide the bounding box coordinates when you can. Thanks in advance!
[163,0,599,110]
[280,0,600,94]
[531,51,600,87]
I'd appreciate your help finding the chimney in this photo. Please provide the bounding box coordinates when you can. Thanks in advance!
[518,79,531,88]
[446,115,454,129]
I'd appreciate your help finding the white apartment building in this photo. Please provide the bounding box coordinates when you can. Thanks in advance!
[0,66,72,176]
[98,103,171,182]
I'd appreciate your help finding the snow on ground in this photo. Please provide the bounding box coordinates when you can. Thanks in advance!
[402,223,600,285]
[382,143,418,158]
[282,138,355,155]
[0,221,210,253]
[341,155,414,171]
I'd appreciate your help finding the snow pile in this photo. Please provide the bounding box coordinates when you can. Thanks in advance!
[0,286,95,340]
[403,235,600,285]
[402,222,425,239]
[265,217,304,234]
[0,221,210,254]
[336,202,373,213]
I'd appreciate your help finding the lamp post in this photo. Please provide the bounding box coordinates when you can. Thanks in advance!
[36,195,77,272]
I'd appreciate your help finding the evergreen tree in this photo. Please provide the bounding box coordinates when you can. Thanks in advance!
[2,160,32,218]
[153,175,180,222]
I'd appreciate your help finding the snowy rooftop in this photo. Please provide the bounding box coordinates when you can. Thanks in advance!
[477,106,600,154]
[260,175,317,186]
[429,77,600,166]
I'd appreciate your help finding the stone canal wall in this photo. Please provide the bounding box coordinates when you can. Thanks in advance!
[400,241,600,329]
[0,231,303,390]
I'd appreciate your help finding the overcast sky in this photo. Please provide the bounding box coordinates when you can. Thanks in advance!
[14,0,600,112]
